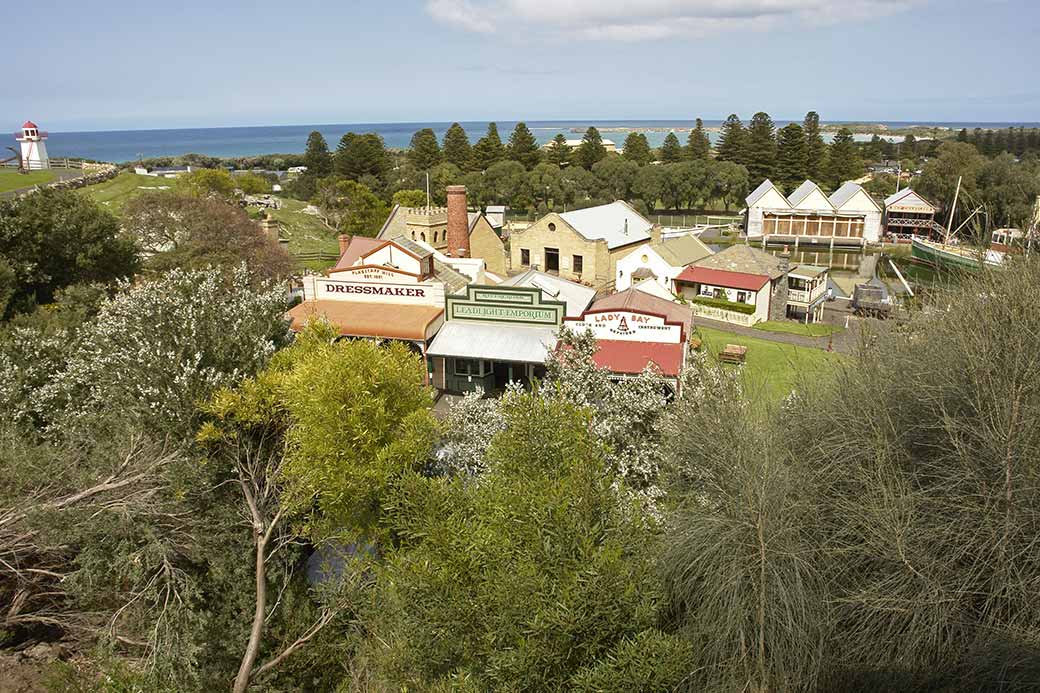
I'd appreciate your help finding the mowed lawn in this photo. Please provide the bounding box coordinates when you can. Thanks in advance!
[0,169,56,193]
[78,171,175,213]
[697,326,845,404]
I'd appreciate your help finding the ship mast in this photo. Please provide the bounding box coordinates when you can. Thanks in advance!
[943,176,961,245]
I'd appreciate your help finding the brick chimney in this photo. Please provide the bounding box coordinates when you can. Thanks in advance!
[445,185,470,257]
[337,234,351,257]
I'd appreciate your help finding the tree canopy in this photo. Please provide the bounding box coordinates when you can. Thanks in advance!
[442,122,473,170]
[685,118,711,160]
[574,127,608,170]
[507,121,542,169]
[407,128,442,171]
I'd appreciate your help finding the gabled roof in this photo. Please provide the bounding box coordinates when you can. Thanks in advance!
[787,180,833,209]
[331,236,386,272]
[885,187,936,210]
[829,181,881,211]
[675,266,770,292]
[22,120,37,129]
[691,243,784,280]
[591,288,693,335]
[558,201,652,249]
[499,270,595,317]
[655,233,714,267]
[377,204,408,240]
[745,179,788,208]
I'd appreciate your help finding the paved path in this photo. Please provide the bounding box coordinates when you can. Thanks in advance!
[696,304,862,355]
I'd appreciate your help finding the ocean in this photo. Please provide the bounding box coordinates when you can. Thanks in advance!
[35,119,1040,164]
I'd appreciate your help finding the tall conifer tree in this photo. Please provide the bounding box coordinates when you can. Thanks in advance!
[716,114,746,165]
[546,134,572,167]
[826,128,862,188]
[575,127,607,169]
[685,118,711,160]
[303,131,333,177]
[775,123,807,191]
[442,123,473,170]
[408,128,442,171]
[472,123,505,170]
[803,111,826,180]
[622,133,653,166]
[659,132,683,164]
[507,122,542,169]
[744,112,777,185]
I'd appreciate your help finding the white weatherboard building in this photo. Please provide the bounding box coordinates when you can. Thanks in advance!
[15,121,49,170]
[745,179,882,245]
[615,233,714,294]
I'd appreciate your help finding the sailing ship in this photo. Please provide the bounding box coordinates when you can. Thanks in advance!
[907,175,1007,271]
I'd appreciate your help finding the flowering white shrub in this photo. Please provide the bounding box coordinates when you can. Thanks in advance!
[432,389,506,477]
[34,264,290,439]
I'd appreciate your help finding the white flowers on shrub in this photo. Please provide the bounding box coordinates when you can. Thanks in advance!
[35,265,289,438]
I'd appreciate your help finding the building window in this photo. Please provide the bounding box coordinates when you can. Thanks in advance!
[545,247,560,272]
[713,288,726,300]
[573,254,583,274]
[548,222,556,232]
[420,232,426,242]
[737,291,748,303]
[454,358,482,377]
[521,248,530,266]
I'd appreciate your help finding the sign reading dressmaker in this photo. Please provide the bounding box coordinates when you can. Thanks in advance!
[564,309,683,343]
[445,285,565,327]
[303,276,444,305]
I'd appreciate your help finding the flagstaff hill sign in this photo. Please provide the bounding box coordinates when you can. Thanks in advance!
[445,285,565,327]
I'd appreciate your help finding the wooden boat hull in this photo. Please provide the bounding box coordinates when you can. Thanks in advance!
[910,237,1001,271]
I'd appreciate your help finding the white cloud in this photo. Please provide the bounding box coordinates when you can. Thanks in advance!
[426,0,497,34]
[425,0,922,40]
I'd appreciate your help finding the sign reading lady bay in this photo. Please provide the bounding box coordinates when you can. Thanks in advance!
[445,286,565,327]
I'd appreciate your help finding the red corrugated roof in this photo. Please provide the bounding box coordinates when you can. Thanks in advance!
[22,120,37,129]
[331,236,387,272]
[590,340,685,378]
[674,266,769,291]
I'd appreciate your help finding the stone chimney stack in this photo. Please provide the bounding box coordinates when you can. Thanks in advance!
[337,233,352,257]
[446,185,470,258]
[650,224,662,246]
[778,244,791,274]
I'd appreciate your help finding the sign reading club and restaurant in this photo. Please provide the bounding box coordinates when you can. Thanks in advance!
[564,309,683,343]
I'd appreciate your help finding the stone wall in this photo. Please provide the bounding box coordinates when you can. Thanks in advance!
[769,252,791,321]
[509,213,607,289]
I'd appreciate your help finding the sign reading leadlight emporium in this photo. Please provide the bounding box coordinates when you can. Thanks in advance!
[428,285,567,395]
[445,286,565,326]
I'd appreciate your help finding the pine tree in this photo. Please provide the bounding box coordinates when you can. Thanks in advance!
[685,118,711,160]
[408,128,442,171]
[472,122,505,170]
[442,123,473,170]
[334,132,389,181]
[775,123,807,191]
[622,133,653,166]
[803,111,825,180]
[659,132,683,164]
[716,114,746,165]
[546,134,572,167]
[303,131,332,177]
[902,134,917,159]
[507,122,542,169]
[826,128,862,188]
[575,127,607,170]
[744,112,777,185]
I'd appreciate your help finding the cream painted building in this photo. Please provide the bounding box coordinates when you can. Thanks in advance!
[615,232,715,294]
[509,201,658,291]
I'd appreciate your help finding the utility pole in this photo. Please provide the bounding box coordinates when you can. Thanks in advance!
[425,171,431,209]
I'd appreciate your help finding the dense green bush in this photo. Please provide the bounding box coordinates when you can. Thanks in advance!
[691,295,757,315]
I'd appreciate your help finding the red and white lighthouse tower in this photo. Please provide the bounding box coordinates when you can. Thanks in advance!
[15,121,50,170]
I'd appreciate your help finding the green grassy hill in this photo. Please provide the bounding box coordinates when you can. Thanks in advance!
[0,169,56,193]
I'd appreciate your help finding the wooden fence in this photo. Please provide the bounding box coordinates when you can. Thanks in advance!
[1,158,88,170]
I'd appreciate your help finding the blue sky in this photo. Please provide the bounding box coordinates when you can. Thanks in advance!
[8,0,1038,131]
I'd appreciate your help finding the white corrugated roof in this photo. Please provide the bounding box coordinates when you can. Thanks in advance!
[745,179,786,208]
[885,188,935,210]
[559,201,652,249]
[427,321,557,363]
[788,180,832,209]
[499,270,595,317]
[829,181,862,208]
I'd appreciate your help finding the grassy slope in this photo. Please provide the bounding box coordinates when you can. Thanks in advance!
[252,198,339,272]
[78,172,175,213]
[0,169,56,193]
[697,326,845,404]
[753,321,845,337]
